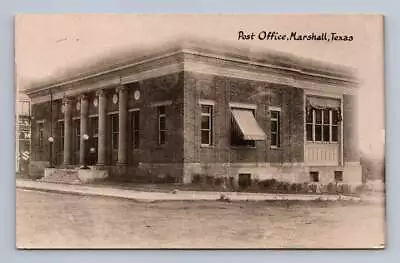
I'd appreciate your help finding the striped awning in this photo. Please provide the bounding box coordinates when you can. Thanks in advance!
[231,109,266,141]
[307,96,340,109]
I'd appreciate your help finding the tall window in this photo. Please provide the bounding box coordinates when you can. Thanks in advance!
[38,122,44,150]
[90,116,99,138]
[89,116,98,154]
[270,110,281,148]
[111,114,119,150]
[306,108,339,143]
[158,106,167,145]
[200,105,213,146]
[58,121,64,152]
[130,110,140,148]
[74,119,80,151]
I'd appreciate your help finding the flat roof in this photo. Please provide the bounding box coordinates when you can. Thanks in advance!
[25,37,356,95]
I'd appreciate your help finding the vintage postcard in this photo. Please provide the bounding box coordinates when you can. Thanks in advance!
[15,14,385,249]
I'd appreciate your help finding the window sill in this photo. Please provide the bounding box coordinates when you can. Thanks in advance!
[306,141,339,144]
[231,146,256,150]
[270,146,282,150]
[201,144,215,149]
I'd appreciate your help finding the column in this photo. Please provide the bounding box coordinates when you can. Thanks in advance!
[79,94,89,165]
[97,89,107,166]
[117,86,128,165]
[63,97,73,165]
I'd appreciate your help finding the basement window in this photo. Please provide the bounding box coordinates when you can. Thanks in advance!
[334,171,343,182]
[238,173,252,189]
[310,171,319,182]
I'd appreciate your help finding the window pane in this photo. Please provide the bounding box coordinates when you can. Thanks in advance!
[134,111,140,128]
[201,105,211,114]
[159,116,166,130]
[112,134,119,149]
[201,116,210,130]
[201,130,210,145]
[112,116,119,132]
[271,111,279,119]
[134,131,140,148]
[271,120,277,133]
[323,110,330,124]
[159,131,166,145]
[315,109,322,124]
[323,125,330,142]
[271,133,277,146]
[332,126,339,142]
[315,125,322,141]
[306,110,313,123]
[332,110,339,125]
[306,124,313,141]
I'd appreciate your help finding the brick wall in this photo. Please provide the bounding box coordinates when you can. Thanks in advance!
[183,71,305,167]
[30,72,185,178]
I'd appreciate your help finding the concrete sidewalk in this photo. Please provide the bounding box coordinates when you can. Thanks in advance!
[16,179,360,202]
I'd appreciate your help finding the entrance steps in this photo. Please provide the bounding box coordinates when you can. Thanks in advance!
[39,168,82,185]
[40,167,109,184]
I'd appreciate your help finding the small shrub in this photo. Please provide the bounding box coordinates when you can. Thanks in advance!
[165,174,176,184]
[205,175,214,185]
[308,183,318,193]
[342,184,352,195]
[228,177,235,189]
[282,182,290,192]
[214,177,223,187]
[337,184,344,194]
[296,183,304,193]
[327,183,336,194]
[289,183,298,193]
[258,179,278,190]
[191,174,202,185]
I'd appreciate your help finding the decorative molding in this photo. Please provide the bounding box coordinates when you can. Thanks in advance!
[79,93,89,101]
[95,89,106,97]
[62,96,73,105]
[268,106,281,112]
[184,61,356,95]
[198,99,215,106]
[150,100,173,107]
[229,102,257,110]
[27,48,356,105]
[116,85,128,93]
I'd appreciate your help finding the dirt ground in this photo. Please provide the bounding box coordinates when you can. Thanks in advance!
[16,189,386,249]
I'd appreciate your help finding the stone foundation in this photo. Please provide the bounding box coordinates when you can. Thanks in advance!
[183,162,362,188]
[106,163,184,183]
[43,167,109,184]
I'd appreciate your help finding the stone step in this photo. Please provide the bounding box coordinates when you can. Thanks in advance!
[40,169,82,185]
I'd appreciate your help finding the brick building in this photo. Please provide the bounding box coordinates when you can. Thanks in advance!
[25,39,361,186]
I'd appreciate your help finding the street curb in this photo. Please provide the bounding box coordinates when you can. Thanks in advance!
[16,184,362,203]
[17,186,150,203]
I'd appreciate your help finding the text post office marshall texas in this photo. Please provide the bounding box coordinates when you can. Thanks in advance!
[238,31,354,42]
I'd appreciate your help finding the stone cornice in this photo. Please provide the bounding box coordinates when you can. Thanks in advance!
[25,39,358,104]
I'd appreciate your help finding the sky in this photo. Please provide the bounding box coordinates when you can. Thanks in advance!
[14,14,385,158]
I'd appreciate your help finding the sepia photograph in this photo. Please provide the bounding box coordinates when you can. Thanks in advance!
[14,14,385,249]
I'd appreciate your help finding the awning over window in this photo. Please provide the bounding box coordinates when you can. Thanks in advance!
[231,109,266,141]
[307,96,340,109]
